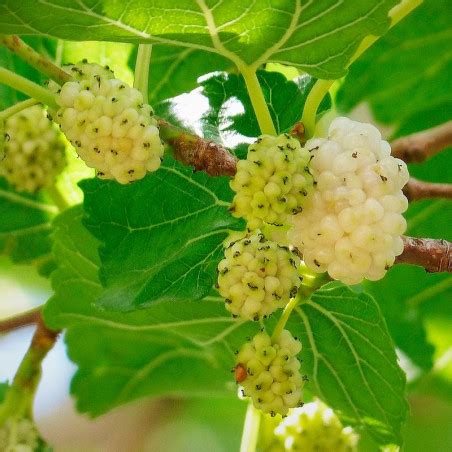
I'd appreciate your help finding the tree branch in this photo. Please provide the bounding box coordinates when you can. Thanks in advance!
[391,121,452,163]
[0,313,60,422]
[404,177,452,201]
[396,236,451,273]
[0,307,41,334]
[157,118,238,176]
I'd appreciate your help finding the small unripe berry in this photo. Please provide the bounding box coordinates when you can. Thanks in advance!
[49,61,164,184]
[0,417,41,452]
[230,134,312,230]
[273,400,359,451]
[289,117,409,284]
[0,105,66,193]
[217,233,301,321]
[236,330,304,416]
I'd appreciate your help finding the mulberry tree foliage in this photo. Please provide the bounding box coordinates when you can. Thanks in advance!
[0,1,450,452]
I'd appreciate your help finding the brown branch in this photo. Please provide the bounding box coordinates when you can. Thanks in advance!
[391,121,452,163]
[404,177,452,201]
[396,236,451,273]
[0,306,41,334]
[157,118,238,176]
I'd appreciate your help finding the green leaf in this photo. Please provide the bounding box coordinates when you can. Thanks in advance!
[80,158,243,311]
[365,264,451,373]
[290,282,408,446]
[337,0,451,134]
[0,179,58,275]
[44,207,255,416]
[129,45,231,104]
[156,70,331,152]
[0,0,398,78]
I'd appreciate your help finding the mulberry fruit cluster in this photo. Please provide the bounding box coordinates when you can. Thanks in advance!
[217,233,301,321]
[0,105,66,193]
[273,400,358,451]
[289,117,409,284]
[236,330,304,416]
[230,134,312,230]
[49,61,163,184]
[0,417,41,452]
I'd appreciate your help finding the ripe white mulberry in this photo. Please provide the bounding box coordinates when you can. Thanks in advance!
[0,417,41,452]
[49,61,163,184]
[217,233,301,321]
[289,117,409,284]
[0,105,66,193]
[230,134,312,230]
[235,330,305,416]
[273,400,359,451]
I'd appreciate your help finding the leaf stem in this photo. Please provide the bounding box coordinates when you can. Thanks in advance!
[45,183,71,212]
[0,315,59,424]
[239,66,276,135]
[240,401,261,452]
[300,79,334,138]
[271,295,301,342]
[300,0,423,138]
[134,44,152,104]
[0,98,40,121]
[0,307,41,334]
[0,35,71,85]
[0,67,57,109]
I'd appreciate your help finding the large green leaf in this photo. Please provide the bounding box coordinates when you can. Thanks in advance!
[337,0,451,133]
[290,282,408,446]
[0,0,398,78]
[0,179,57,275]
[81,157,243,311]
[44,207,255,416]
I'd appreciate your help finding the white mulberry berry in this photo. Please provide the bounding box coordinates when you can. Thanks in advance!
[230,134,312,230]
[0,105,66,193]
[217,233,301,321]
[49,61,163,184]
[289,117,409,284]
[236,330,305,416]
[273,400,359,451]
[0,417,40,452]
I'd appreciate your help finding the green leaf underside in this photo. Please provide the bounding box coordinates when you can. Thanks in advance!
[44,207,256,416]
[289,282,408,446]
[337,0,451,132]
[0,0,398,78]
[81,157,243,311]
[0,179,57,275]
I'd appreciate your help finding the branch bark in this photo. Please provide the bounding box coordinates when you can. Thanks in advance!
[391,121,452,163]
[404,177,452,201]
[396,236,452,273]
[157,118,238,176]
[0,307,41,334]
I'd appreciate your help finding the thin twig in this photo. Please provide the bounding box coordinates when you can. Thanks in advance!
[157,118,238,176]
[396,236,451,273]
[0,307,41,334]
[391,121,452,163]
[0,35,71,85]
[404,178,452,201]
